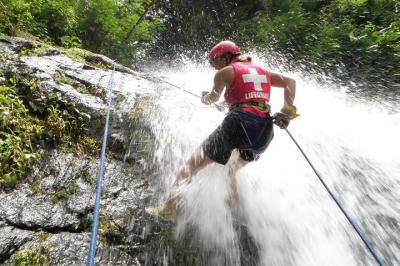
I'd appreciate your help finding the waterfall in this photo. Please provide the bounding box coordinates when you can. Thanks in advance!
[143,58,400,266]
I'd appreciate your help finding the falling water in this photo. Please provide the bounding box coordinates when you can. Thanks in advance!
[144,57,400,266]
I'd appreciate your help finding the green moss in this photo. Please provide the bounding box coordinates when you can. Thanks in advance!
[77,164,93,185]
[52,71,104,98]
[13,244,51,266]
[52,71,88,93]
[61,47,91,65]
[62,47,110,70]
[12,31,40,43]
[52,183,77,204]
[9,35,110,71]
[2,174,17,188]
[12,228,52,265]
[99,214,123,244]
[111,179,118,187]
[18,42,46,57]
[38,231,49,242]
[30,178,41,194]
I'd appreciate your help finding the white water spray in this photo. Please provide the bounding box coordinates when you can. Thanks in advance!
[146,58,400,266]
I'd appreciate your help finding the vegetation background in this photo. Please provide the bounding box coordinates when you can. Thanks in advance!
[1,0,398,85]
[0,0,399,185]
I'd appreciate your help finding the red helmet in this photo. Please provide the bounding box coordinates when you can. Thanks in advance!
[208,41,241,63]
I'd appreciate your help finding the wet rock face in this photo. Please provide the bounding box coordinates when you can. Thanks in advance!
[0,36,261,265]
[0,37,166,265]
[0,150,157,265]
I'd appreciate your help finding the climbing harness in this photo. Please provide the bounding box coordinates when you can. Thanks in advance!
[231,101,270,112]
[153,78,385,266]
[284,128,385,266]
[87,64,115,266]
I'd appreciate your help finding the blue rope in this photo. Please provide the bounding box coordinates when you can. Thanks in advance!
[87,64,115,266]
[284,128,385,266]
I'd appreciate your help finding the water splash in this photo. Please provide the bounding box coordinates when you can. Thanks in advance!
[145,57,400,266]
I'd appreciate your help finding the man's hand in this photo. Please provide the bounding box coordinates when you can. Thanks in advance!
[215,103,225,112]
[201,91,211,105]
[273,112,290,129]
[273,104,299,129]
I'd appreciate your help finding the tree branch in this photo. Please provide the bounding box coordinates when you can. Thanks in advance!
[123,0,156,44]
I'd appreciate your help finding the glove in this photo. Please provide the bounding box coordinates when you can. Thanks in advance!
[273,104,299,129]
[273,112,290,129]
[281,104,300,120]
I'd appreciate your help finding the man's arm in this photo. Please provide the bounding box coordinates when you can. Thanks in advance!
[201,66,234,105]
[270,72,296,107]
[270,72,298,129]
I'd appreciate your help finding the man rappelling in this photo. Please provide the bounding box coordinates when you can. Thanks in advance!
[147,40,299,220]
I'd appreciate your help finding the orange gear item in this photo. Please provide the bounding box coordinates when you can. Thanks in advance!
[281,104,300,120]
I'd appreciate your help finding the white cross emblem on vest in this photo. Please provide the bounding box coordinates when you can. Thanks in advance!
[242,68,268,91]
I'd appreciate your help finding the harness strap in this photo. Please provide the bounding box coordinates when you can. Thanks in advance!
[231,101,270,112]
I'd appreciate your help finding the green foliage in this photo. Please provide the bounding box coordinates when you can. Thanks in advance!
[247,1,318,54]
[74,135,99,155]
[60,35,81,49]
[1,0,398,88]
[0,0,78,43]
[13,244,51,266]
[77,0,120,52]
[0,75,99,189]
[233,0,400,88]
[0,85,42,188]
[76,0,163,61]
[29,0,78,40]
[0,0,35,36]
[0,0,163,63]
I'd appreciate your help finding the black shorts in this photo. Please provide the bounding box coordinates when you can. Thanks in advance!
[202,108,274,165]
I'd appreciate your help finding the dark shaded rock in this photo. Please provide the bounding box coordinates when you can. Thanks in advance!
[0,36,34,53]
[0,225,35,264]
[43,48,62,56]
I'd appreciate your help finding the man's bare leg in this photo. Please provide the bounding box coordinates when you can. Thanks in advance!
[226,157,248,207]
[163,149,214,213]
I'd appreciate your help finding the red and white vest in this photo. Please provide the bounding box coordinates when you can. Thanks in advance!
[224,61,271,117]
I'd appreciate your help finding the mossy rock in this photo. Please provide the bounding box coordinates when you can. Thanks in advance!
[13,244,51,266]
